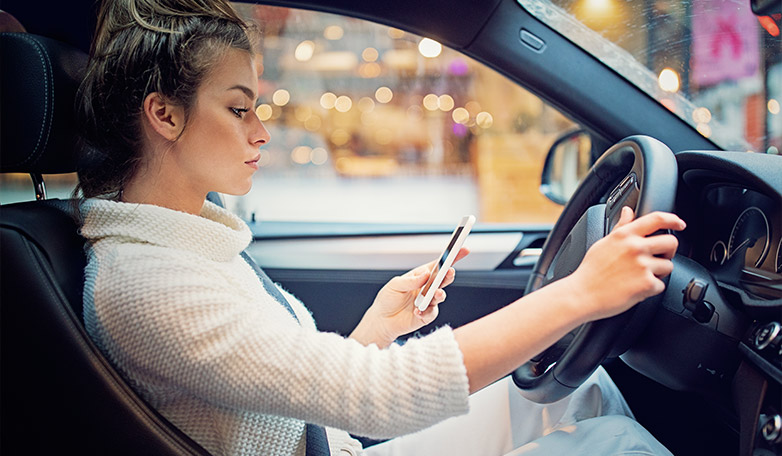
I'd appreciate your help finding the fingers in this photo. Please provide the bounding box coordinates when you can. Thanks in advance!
[415,289,445,320]
[401,247,470,293]
[645,233,679,259]
[415,300,440,322]
[643,273,667,298]
[646,256,674,278]
[453,247,470,264]
[613,206,635,231]
[619,211,686,237]
[412,247,469,276]
[431,288,447,305]
[410,262,434,277]
[438,267,456,288]
[389,269,430,293]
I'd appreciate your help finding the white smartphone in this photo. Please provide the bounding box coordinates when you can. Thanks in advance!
[414,215,475,312]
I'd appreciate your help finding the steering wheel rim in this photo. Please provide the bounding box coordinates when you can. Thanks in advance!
[512,135,678,404]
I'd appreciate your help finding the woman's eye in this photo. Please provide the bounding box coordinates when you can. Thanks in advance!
[230,107,250,118]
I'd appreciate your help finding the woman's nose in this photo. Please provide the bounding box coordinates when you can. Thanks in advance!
[250,111,271,146]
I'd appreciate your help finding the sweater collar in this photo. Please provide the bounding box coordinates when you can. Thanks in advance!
[80,198,252,262]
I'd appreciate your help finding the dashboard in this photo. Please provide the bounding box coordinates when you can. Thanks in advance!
[670,151,782,454]
[676,151,782,306]
[685,185,782,301]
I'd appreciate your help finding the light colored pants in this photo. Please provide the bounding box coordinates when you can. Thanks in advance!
[363,367,672,456]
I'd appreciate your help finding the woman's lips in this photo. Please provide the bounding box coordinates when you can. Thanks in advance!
[245,154,261,169]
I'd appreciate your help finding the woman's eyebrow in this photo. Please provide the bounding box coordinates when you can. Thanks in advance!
[227,85,258,103]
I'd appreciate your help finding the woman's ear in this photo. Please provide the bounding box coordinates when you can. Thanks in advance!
[142,92,185,141]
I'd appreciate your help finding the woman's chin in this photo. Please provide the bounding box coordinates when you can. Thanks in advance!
[223,182,253,197]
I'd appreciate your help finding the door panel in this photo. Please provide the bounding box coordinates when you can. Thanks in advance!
[250,225,550,336]
[247,232,523,270]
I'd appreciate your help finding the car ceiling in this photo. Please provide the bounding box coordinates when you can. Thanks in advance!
[5,0,503,53]
[255,0,504,50]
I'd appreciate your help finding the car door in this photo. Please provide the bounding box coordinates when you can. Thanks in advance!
[227,0,727,338]
[223,3,609,337]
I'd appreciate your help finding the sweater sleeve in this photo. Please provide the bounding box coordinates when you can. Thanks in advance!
[90,249,470,439]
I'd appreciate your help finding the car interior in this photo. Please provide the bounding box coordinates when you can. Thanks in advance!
[1,1,780,455]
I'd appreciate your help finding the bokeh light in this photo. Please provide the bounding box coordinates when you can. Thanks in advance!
[375,87,393,103]
[438,95,454,111]
[423,94,439,111]
[452,107,470,124]
[358,62,382,78]
[291,146,312,164]
[335,95,353,112]
[272,89,290,106]
[448,59,469,76]
[692,107,712,124]
[358,97,375,112]
[324,25,344,40]
[255,104,272,121]
[387,27,405,39]
[658,68,680,93]
[476,112,494,128]
[311,147,329,165]
[320,92,337,109]
[418,38,442,58]
[453,123,469,137]
[294,40,315,62]
[362,47,379,62]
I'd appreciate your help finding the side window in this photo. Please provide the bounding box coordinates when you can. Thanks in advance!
[230,4,579,225]
[0,6,581,226]
[0,173,78,204]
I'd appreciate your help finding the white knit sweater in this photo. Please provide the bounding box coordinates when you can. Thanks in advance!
[80,199,470,456]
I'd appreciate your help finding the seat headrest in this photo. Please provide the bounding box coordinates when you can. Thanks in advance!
[0,33,88,174]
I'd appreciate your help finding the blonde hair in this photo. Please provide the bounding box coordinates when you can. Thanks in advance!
[77,0,256,200]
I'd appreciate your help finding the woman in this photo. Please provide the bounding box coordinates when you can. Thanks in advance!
[77,0,684,455]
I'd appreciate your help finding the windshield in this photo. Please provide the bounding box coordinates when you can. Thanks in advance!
[520,0,781,154]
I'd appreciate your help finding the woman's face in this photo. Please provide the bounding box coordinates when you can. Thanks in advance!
[172,48,269,197]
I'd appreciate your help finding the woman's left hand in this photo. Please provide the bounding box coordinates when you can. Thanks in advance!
[349,248,469,348]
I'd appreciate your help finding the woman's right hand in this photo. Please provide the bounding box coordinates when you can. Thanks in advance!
[454,207,686,393]
[567,207,686,322]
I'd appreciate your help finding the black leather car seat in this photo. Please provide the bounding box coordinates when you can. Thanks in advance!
[0,32,211,455]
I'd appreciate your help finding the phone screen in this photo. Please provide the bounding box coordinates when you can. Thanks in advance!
[419,226,464,297]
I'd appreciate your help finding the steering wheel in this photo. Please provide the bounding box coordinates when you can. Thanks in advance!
[512,135,678,404]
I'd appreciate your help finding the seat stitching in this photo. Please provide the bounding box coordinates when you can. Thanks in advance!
[13,34,53,167]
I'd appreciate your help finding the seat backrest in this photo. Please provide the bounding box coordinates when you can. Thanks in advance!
[0,32,211,455]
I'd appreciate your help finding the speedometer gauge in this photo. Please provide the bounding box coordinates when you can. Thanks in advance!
[728,207,770,268]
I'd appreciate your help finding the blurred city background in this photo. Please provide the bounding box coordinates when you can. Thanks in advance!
[2,0,779,226]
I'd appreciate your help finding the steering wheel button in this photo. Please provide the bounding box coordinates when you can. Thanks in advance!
[754,322,781,350]
[682,279,708,309]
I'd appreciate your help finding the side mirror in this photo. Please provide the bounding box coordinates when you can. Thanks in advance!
[540,129,593,205]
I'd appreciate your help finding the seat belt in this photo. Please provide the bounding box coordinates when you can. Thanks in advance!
[241,251,299,321]
[239,251,331,456]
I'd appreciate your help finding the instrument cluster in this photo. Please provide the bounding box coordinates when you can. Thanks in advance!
[690,185,781,300]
